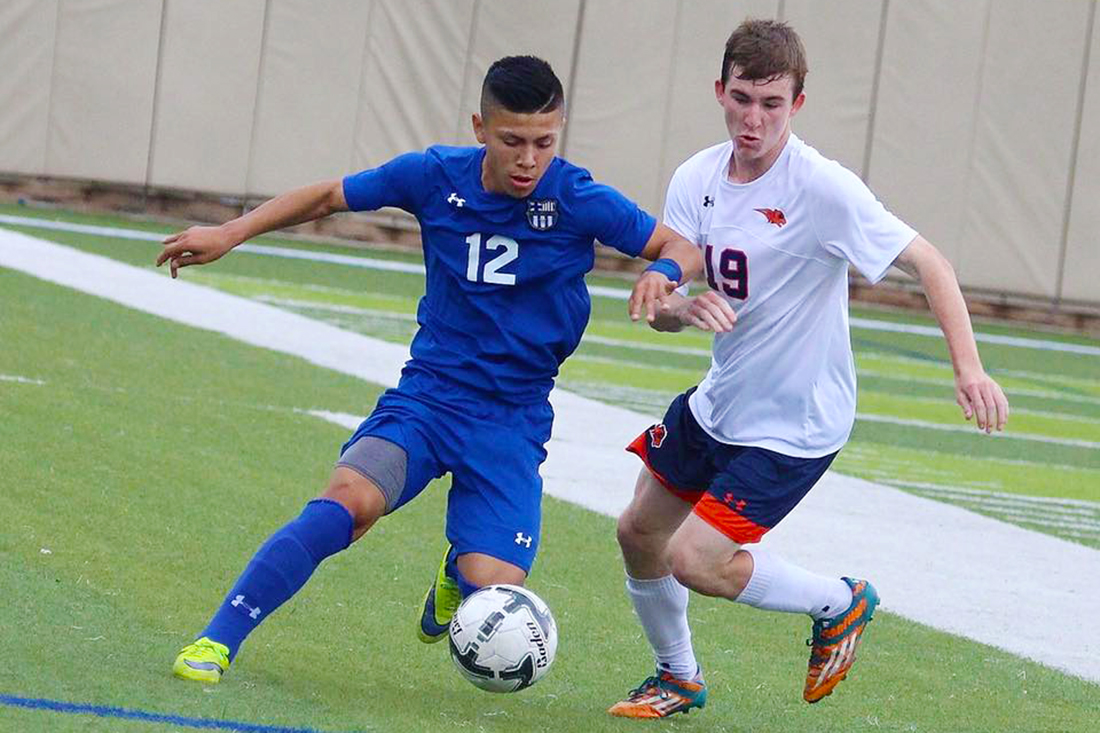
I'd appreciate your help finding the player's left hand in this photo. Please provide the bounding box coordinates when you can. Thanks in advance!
[955,369,1009,433]
[629,271,679,323]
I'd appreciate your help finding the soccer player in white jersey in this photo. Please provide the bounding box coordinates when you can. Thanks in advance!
[607,19,1009,718]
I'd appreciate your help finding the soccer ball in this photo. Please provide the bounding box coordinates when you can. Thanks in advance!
[448,584,558,693]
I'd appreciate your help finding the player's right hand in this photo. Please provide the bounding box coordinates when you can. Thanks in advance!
[676,290,737,332]
[157,225,236,278]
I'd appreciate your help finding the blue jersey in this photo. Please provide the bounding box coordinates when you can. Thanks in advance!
[343,146,656,404]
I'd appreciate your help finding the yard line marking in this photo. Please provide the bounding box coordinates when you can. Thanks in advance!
[0,374,46,385]
[880,481,1100,511]
[855,413,1100,450]
[583,334,711,357]
[4,213,1097,356]
[857,367,1100,406]
[3,228,1098,684]
[256,296,418,320]
[849,316,1100,356]
[0,694,347,733]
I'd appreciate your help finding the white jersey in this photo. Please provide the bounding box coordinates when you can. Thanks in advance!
[665,135,916,458]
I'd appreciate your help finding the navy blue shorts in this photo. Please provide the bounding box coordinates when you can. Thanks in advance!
[627,388,837,544]
[341,371,552,573]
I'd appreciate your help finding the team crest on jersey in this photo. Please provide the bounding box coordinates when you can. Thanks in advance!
[755,207,787,227]
[648,423,668,448]
[526,198,559,230]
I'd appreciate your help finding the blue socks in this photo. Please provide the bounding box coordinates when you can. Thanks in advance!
[201,498,353,660]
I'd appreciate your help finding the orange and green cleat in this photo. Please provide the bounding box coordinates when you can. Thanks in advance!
[803,577,879,703]
[607,670,707,718]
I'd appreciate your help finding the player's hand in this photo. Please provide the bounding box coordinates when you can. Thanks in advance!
[156,225,236,278]
[955,369,1009,433]
[675,290,737,332]
[629,271,679,323]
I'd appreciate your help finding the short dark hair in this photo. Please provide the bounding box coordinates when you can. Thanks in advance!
[721,19,808,100]
[480,55,565,117]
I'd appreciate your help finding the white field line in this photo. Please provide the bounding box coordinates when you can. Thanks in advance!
[585,336,1100,410]
[2,227,1099,685]
[857,364,1100,407]
[255,295,418,321]
[4,213,1099,355]
[894,493,1100,530]
[854,413,1100,450]
[859,351,1100,396]
[0,374,46,385]
[881,481,1100,512]
[848,316,1100,356]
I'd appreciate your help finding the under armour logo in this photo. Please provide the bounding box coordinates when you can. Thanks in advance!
[514,532,533,548]
[447,192,466,207]
[703,196,714,208]
[231,594,262,620]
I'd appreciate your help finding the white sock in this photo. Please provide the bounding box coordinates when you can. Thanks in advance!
[625,574,700,680]
[734,548,852,620]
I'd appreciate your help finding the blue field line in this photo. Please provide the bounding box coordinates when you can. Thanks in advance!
[0,694,353,733]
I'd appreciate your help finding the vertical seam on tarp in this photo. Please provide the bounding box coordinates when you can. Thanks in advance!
[654,0,685,209]
[44,0,63,172]
[143,0,169,199]
[1055,0,1097,304]
[243,0,273,211]
[349,0,376,172]
[861,0,890,183]
[455,0,481,145]
[560,0,587,159]
[959,0,993,274]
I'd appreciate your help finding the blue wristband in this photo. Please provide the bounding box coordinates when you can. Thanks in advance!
[644,258,682,285]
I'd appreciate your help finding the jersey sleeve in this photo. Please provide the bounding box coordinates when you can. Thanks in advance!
[342,151,428,215]
[570,173,656,258]
[662,161,701,243]
[808,163,917,284]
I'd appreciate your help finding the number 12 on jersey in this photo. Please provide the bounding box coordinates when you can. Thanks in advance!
[704,245,748,299]
[465,233,519,285]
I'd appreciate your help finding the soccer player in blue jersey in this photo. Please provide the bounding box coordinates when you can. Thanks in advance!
[158,55,701,684]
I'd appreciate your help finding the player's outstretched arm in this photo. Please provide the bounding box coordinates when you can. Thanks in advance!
[893,236,1009,433]
[629,224,704,324]
[156,179,348,278]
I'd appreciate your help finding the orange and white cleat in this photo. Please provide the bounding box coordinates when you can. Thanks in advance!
[607,670,707,718]
[803,577,880,703]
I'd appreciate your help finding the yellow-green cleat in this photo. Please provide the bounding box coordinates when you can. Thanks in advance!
[173,637,230,684]
[417,545,461,643]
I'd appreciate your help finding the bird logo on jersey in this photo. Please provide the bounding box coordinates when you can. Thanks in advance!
[754,208,787,227]
[526,198,558,230]
[648,423,668,448]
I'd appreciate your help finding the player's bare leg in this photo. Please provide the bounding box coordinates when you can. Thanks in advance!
[668,516,879,703]
[617,468,696,579]
[608,469,707,718]
[174,468,385,683]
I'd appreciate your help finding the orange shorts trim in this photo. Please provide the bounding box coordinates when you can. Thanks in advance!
[693,493,769,544]
[626,431,704,504]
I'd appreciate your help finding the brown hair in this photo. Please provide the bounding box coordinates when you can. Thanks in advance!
[721,19,808,100]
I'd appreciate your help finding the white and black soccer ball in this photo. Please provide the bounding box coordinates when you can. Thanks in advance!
[448,584,558,693]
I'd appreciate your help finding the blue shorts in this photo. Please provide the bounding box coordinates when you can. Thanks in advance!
[341,370,552,573]
[627,388,837,544]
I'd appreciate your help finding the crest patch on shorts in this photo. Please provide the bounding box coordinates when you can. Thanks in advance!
[648,423,668,448]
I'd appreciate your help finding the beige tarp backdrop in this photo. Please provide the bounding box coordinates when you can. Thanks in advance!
[1,0,1096,306]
